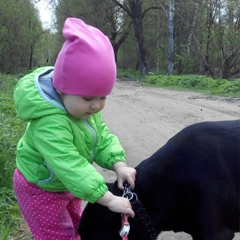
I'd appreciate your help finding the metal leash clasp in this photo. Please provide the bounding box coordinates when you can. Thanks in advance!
[122,182,138,202]
[119,183,138,239]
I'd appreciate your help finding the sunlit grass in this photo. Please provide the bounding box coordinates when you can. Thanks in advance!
[144,74,240,97]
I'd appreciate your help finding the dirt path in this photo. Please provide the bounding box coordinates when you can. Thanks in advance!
[95,79,240,240]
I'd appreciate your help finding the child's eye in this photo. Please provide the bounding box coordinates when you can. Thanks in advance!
[83,97,93,101]
[83,96,106,101]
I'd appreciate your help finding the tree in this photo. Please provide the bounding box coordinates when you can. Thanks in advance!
[113,0,160,75]
[167,0,174,75]
[216,0,240,79]
[0,0,43,72]
[194,0,240,79]
[9,0,240,79]
[53,0,132,64]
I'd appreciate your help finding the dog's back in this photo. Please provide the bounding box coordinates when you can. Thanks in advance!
[79,120,240,240]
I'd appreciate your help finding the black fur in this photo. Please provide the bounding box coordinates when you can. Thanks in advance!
[78,120,240,240]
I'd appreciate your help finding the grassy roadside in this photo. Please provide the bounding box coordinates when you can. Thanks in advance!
[0,73,30,239]
[0,70,239,239]
[118,69,240,98]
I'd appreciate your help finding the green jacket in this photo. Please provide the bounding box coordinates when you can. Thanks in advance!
[14,67,125,203]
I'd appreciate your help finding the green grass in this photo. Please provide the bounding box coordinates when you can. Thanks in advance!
[144,74,240,97]
[1,69,240,238]
[0,73,29,239]
[117,69,240,97]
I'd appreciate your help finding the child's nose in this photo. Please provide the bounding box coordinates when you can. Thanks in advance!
[90,100,101,110]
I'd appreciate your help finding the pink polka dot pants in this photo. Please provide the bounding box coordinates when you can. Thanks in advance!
[13,169,82,240]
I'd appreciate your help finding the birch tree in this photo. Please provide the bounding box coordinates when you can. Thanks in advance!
[167,0,174,75]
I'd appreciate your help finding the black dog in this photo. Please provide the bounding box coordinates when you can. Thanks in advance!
[78,120,240,240]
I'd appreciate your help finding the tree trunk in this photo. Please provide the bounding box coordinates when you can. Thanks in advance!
[128,0,148,75]
[167,0,174,75]
[186,0,198,54]
[110,22,132,64]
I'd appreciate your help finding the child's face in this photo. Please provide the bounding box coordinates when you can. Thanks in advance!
[61,94,106,119]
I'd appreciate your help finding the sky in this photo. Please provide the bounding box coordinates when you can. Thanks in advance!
[35,1,53,29]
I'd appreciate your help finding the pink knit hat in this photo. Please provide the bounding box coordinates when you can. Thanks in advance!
[53,18,116,96]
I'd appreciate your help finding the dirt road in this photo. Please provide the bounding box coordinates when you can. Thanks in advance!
[95,79,240,240]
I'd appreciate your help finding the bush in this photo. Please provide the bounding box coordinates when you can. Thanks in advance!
[213,79,240,96]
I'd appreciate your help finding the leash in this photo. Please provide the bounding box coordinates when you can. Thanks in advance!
[119,183,158,240]
[131,200,158,239]
[119,183,138,239]
[119,214,130,240]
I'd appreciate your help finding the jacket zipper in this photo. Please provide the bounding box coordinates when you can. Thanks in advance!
[83,120,97,161]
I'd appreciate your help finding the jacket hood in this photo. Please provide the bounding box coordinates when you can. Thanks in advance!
[14,67,67,121]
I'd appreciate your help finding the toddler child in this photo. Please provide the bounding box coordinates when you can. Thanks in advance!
[13,17,136,240]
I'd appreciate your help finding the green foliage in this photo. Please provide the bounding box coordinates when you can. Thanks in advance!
[0,187,32,239]
[0,0,44,73]
[0,188,20,238]
[0,75,24,188]
[145,74,240,97]
[0,73,28,239]
[213,80,240,96]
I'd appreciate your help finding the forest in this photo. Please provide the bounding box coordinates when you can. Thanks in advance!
[1,0,240,80]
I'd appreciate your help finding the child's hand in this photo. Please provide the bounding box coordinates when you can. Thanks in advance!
[107,196,134,217]
[97,191,134,218]
[113,162,137,190]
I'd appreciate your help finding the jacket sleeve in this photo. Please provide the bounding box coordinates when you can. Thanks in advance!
[33,116,108,203]
[93,113,126,169]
